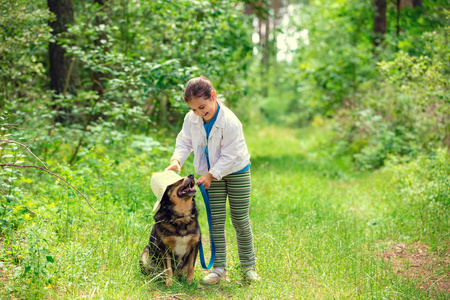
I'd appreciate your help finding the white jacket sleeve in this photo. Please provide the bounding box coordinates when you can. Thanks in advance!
[170,114,193,167]
[208,122,241,180]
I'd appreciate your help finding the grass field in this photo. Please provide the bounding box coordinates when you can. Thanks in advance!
[1,126,449,299]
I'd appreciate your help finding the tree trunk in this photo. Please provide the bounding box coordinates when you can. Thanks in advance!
[92,0,110,97]
[244,4,252,16]
[261,18,270,98]
[48,0,79,96]
[412,0,422,8]
[373,0,386,47]
[396,0,401,46]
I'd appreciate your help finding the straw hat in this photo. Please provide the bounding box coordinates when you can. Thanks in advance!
[151,170,183,212]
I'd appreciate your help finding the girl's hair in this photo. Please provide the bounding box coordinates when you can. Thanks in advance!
[183,76,215,102]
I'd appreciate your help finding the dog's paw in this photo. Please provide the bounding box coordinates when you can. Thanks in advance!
[186,271,195,284]
[139,261,151,276]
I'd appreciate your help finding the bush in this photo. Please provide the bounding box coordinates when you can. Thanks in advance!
[383,148,450,250]
[386,148,450,208]
[331,23,450,170]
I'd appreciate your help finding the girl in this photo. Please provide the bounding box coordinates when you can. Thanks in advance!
[165,76,259,284]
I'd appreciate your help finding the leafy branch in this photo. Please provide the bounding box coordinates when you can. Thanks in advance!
[1,140,49,170]
[0,133,105,214]
[0,163,103,214]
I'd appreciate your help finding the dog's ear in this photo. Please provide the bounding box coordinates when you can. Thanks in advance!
[160,185,175,208]
[159,191,170,209]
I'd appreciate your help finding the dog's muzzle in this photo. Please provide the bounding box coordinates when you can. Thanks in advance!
[177,174,197,198]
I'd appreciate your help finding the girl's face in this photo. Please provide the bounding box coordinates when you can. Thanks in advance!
[187,91,217,123]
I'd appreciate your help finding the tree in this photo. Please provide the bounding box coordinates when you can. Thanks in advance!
[373,0,386,47]
[244,0,278,97]
[91,0,110,97]
[48,0,79,98]
[412,0,422,8]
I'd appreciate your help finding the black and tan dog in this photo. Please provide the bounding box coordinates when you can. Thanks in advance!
[140,174,200,287]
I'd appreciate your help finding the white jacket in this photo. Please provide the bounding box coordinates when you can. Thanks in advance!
[171,103,250,180]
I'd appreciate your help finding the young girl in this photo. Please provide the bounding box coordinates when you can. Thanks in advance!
[165,76,259,284]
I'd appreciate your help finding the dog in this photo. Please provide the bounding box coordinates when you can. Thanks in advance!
[140,173,200,287]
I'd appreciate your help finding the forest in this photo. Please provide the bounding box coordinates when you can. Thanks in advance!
[1,0,449,298]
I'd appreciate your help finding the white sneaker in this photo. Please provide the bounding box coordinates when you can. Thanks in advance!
[202,268,226,285]
[244,267,260,282]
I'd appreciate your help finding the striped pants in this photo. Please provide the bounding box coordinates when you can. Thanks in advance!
[208,169,256,269]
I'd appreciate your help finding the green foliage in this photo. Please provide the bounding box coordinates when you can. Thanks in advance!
[332,24,449,169]
[258,0,449,131]
[384,0,450,57]
[2,0,450,297]
[1,0,253,165]
[387,148,450,208]
[0,116,30,234]
[2,126,449,298]
[292,0,376,118]
[382,148,450,252]
[16,226,58,296]
[0,0,52,109]
[57,0,252,125]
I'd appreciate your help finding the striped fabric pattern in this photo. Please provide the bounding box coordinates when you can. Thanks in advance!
[208,169,255,269]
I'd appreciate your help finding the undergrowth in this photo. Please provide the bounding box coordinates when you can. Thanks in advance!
[0,125,449,299]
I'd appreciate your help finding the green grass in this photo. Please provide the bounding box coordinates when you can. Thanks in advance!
[1,125,449,299]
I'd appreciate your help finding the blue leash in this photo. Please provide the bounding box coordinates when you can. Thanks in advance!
[198,184,215,269]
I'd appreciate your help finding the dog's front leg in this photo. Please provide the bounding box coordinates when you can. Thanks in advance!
[139,246,151,275]
[163,255,173,287]
[186,244,199,284]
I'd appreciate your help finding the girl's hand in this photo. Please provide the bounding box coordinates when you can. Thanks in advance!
[197,173,215,189]
[165,160,181,172]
